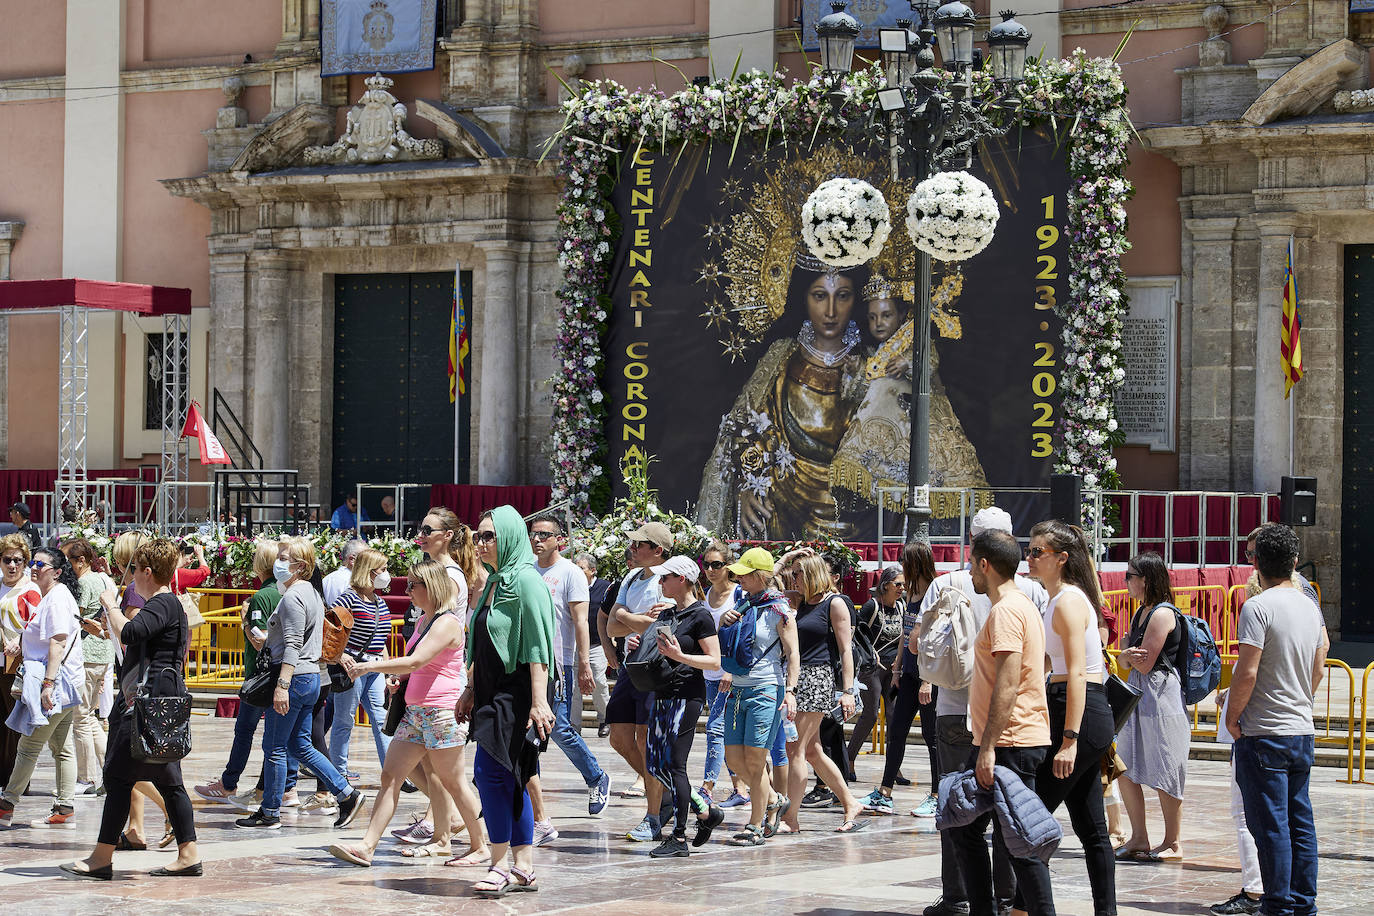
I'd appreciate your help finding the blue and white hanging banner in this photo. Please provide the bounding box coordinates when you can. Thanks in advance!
[800,0,909,51]
[321,0,437,76]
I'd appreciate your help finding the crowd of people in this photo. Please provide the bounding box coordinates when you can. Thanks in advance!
[0,504,1329,912]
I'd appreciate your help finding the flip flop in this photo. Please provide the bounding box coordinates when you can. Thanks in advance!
[621,785,646,798]
[328,844,373,867]
[401,841,452,858]
[444,848,491,867]
[115,832,147,851]
[835,818,870,833]
[1115,847,1150,862]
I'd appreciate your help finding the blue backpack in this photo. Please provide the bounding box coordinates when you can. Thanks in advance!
[1171,607,1222,706]
[718,588,782,677]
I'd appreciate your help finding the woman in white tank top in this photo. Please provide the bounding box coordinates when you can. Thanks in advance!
[1025,520,1118,916]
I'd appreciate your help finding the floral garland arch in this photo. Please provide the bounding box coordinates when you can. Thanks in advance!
[550,52,1132,518]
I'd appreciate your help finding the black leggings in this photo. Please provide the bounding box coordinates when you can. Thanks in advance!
[1018,682,1117,916]
[98,710,196,847]
[882,668,937,788]
[846,663,889,763]
[648,697,703,836]
[311,686,331,790]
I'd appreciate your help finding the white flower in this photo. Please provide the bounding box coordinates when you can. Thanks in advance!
[800,178,891,267]
[905,172,999,262]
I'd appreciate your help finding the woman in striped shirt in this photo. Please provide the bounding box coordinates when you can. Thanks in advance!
[328,548,393,779]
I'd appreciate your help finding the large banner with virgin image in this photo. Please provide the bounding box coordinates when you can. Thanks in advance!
[602,128,1071,541]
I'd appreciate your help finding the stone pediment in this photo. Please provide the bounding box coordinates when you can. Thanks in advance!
[229,103,335,173]
[303,73,443,165]
[1241,39,1367,126]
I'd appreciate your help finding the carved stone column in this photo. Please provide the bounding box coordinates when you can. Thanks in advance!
[208,250,250,431]
[1252,215,1309,491]
[1182,217,1239,488]
[474,241,522,484]
[248,250,302,469]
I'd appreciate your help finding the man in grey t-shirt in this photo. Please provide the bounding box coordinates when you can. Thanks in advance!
[1226,523,1328,916]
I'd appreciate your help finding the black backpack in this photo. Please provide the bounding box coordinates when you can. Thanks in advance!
[625,611,691,692]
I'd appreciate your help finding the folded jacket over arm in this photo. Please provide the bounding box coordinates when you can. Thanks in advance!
[935,765,1063,863]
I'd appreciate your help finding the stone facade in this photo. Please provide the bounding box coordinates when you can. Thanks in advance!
[1144,0,1366,627]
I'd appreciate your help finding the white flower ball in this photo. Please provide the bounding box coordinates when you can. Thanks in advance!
[905,171,1000,262]
[801,177,891,268]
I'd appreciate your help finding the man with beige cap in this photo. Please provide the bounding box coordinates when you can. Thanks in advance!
[605,521,673,841]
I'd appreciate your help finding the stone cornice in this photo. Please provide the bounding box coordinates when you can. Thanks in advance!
[1143,119,1374,159]
[163,157,559,209]
[1061,0,1267,36]
[0,54,315,102]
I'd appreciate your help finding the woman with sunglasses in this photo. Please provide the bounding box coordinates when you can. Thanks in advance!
[329,558,488,867]
[0,534,41,792]
[1115,551,1189,864]
[847,565,905,777]
[623,556,724,857]
[328,547,394,782]
[456,506,556,896]
[699,540,747,808]
[0,547,85,828]
[62,537,200,880]
[385,508,486,854]
[1024,520,1118,916]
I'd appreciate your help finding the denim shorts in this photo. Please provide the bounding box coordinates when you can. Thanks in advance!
[724,681,782,749]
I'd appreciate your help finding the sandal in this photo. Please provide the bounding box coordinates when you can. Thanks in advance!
[729,825,765,847]
[509,865,538,892]
[328,844,373,867]
[444,848,491,867]
[473,866,514,898]
[400,841,453,858]
[158,826,177,849]
[763,793,789,838]
[115,832,147,851]
[835,818,870,833]
[621,784,646,798]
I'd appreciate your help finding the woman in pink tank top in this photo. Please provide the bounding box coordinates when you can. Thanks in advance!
[330,555,487,868]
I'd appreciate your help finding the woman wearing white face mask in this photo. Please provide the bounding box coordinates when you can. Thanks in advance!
[328,548,394,780]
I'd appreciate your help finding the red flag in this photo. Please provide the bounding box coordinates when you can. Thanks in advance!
[180,400,231,465]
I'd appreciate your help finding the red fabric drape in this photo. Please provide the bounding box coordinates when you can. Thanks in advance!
[0,468,152,523]
[427,485,552,527]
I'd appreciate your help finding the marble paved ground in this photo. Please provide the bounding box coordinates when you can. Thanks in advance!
[0,716,1369,915]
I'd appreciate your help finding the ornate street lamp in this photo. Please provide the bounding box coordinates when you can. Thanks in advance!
[986,11,1031,84]
[842,2,1029,544]
[815,1,861,77]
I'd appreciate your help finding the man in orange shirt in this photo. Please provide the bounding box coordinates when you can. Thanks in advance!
[950,530,1055,916]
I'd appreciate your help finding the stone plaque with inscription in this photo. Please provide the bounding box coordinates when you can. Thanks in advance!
[1116,278,1178,452]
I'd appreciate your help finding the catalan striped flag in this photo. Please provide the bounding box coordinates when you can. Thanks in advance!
[448,267,469,402]
[1281,236,1303,399]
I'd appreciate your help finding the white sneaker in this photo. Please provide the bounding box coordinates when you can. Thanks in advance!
[226,789,263,813]
[533,820,559,847]
[299,793,337,816]
[397,821,436,845]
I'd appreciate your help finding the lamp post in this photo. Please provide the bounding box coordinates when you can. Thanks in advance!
[866,4,1030,544]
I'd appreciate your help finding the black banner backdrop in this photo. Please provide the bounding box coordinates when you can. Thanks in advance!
[604,127,1069,541]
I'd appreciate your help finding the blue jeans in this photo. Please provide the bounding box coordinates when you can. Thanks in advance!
[1234,734,1318,916]
[703,679,730,785]
[261,672,353,817]
[329,671,392,774]
[551,663,603,787]
[222,700,299,793]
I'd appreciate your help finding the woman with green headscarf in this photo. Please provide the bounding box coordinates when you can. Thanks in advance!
[456,506,555,897]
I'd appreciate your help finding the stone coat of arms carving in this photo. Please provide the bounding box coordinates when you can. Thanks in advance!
[303,73,443,165]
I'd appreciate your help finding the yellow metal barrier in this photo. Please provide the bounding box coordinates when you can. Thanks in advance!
[184,588,258,689]
[1319,658,1357,783]
[1358,662,1374,784]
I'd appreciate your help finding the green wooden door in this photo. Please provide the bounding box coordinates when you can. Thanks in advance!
[1343,246,1374,637]
[332,272,471,520]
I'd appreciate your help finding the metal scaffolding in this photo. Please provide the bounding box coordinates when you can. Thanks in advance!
[159,313,191,525]
[57,305,89,510]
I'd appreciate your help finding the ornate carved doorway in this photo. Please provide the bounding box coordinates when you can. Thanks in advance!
[332,272,471,519]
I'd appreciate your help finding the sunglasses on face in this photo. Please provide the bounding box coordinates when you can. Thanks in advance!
[1026,546,1059,559]
[629,540,651,550]
[529,530,558,542]
[406,581,424,593]
[701,560,727,570]
[473,531,497,544]
[1124,571,1141,580]
[29,560,48,570]
[419,524,438,537]
[1,556,24,566]
[1245,549,1255,561]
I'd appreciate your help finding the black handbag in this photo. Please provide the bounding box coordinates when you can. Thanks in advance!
[131,664,192,764]
[239,650,281,708]
[382,680,407,736]
[1105,670,1143,734]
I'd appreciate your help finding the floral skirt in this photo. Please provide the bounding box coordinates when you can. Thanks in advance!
[395,704,467,749]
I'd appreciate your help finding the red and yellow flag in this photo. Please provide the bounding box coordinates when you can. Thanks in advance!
[1281,237,1303,399]
[448,269,469,402]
